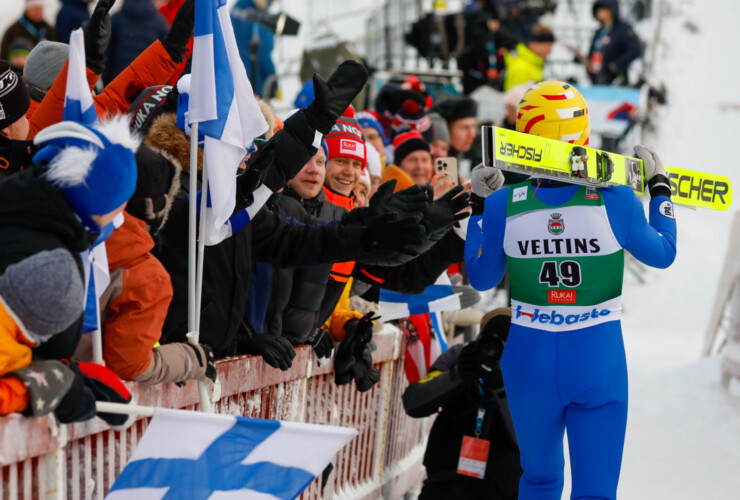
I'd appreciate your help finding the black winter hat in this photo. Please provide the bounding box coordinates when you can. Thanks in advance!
[431,97,477,125]
[128,84,177,135]
[127,143,182,234]
[0,61,31,130]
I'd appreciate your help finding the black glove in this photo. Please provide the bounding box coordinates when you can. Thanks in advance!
[370,181,430,218]
[476,335,505,388]
[242,334,296,371]
[235,139,278,211]
[183,343,217,383]
[305,61,369,135]
[343,181,430,225]
[305,328,335,360]
[421,185,471,235]
[456,342,479,384]
[334,312,378,382]
[377,183,430,220]
[351,348,380,392]
[68,360,135,429]
[85,0,115,74]
[162,0,195,63]
[360,213,425,256]
[54,372,97,424]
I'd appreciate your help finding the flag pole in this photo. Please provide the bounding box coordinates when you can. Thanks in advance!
[193,154,213,413]
[96,401,155,418]
[91,302,104,365]
[186,123,213,413]
[195,156,209,326]
[188,123,199,340]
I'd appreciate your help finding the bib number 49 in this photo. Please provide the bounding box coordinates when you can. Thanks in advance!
[539,261,582,287]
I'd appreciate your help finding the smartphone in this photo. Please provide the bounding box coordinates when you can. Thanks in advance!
[434,157,459,186]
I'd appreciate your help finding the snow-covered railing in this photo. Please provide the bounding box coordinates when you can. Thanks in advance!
[0,325,428,500]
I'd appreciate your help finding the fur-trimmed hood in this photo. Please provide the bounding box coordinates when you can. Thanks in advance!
[144,113,204,174]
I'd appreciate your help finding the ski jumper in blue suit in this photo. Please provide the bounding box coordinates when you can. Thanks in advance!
[465,180,677,499]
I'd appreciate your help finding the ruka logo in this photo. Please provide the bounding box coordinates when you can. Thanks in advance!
[548,213,564,235]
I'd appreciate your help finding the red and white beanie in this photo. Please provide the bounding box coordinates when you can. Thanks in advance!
[325,106,367,170]
[392,130,430,166]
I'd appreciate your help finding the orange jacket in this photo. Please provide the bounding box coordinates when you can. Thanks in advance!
[27,40,178,139]
[26,99,40,120]
[0,299,35,415]
[102,214,174,380]
[322,186,357,283]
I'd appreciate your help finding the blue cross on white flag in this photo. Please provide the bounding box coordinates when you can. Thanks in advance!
[378,272,462,321]
[63,29,97,125]
[62,28,113,336]
[106,408,356,500]
[188,0,268,245]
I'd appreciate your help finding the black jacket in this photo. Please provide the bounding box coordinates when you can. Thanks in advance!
[403,345,521,498]
[588,0,642,84]
[153,174,371,358]
[262,186,465,343]
[0,135,37,186]
[262,187,346,343]
[0,165,95,359]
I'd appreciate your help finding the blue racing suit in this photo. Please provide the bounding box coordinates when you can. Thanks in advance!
[465,180,677,499]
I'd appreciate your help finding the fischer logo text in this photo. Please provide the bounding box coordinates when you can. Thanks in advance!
[499,142,543,162]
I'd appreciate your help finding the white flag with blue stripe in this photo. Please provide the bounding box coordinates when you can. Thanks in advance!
[63,29,97,125]
[106,409,356,500]
[188,0,268,245]
[63,28,112,337]
[378,272,462,322]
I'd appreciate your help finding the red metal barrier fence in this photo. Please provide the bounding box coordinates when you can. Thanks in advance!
[0,325,429,500]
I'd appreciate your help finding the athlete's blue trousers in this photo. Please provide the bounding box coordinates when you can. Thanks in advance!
[499,321,628,500]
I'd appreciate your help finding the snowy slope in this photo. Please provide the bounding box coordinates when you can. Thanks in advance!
[605,0,740,497]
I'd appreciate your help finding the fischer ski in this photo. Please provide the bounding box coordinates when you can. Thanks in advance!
[481,126,732,211]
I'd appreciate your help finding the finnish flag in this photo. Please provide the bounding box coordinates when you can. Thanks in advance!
[106,409,356,500]
[188,0,269,245]
[62,28,115,334]
[63,29,97,125]
[378,272,462,322]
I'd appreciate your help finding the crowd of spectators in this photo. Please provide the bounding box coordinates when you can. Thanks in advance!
[0,0,645,497]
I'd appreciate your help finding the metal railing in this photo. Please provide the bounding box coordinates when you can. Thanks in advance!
[0,325,428,500]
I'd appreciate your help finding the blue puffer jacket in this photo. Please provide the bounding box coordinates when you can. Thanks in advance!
[588,0,642,84]
[104,0,169,84]
[231,0,276,96]
[56,0,91,44]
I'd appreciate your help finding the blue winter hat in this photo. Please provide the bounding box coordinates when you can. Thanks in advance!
[356,110,388,146]
[33,117,140,220]
[293,80,314,109]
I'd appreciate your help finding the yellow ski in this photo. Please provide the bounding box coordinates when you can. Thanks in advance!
[481,126,732,211]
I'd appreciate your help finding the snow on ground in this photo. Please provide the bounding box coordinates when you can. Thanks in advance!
[606,0,740,497]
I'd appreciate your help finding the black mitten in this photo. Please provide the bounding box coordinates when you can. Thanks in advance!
[54,372,97,424]
[305,61,369,135]
[351,348,380,392]
[162,0,195,63]
[85,0,115,74]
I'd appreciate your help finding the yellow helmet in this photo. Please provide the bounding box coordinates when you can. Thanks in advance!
[516,81,590,146]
